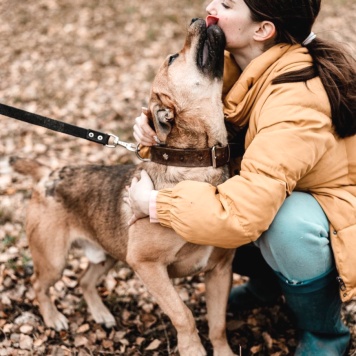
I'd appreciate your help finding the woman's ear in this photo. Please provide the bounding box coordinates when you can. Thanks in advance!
[253,21,276,42]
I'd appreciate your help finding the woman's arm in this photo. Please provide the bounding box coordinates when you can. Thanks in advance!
[128,78,334,249]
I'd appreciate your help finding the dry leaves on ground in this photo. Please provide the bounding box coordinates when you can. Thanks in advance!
[0,0,355,355]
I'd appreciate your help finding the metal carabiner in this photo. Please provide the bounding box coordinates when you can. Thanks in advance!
[105,133,120,148]
[105,133,137,152]
[117,141,137,152]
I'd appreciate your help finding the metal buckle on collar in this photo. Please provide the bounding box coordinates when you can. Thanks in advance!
[211,145,230,168]
[211,146,217,168]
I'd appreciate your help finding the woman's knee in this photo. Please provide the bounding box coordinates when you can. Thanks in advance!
[256,192,334,282]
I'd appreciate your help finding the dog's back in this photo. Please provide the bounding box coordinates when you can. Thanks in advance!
[11,156,228,263]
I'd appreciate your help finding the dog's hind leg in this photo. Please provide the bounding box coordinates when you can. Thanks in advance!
[29,225,71,331]
[79,255,117,328]
[204,250,237,356]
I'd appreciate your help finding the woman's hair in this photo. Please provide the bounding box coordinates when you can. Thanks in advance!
[244,0,356,138]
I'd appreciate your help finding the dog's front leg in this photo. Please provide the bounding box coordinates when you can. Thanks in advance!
[132,261,206,356]
[205,251,237,356]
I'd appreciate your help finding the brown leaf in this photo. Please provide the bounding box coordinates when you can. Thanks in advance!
[76,323,90,333]
[19,334,33,350]
[262,331,274,349]
[113,331,127,342]
[62,275,78,288]
[135,337,145,345]
[141,312,158,329]
[95,328,107,341]
[102,339,113,349]
[74,335,88,347]
[145,339,161,351]
[19,324,33,334]
[250,344,262,354]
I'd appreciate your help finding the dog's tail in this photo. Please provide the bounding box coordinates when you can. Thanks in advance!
[9,156,51,182]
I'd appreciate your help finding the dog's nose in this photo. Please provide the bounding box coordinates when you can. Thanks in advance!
[190,18,199,25]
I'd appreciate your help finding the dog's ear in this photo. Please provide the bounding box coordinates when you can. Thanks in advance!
[151,102,175,144]
[142,107,156,132]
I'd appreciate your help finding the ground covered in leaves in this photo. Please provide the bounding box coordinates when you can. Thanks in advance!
[0,0,355,355]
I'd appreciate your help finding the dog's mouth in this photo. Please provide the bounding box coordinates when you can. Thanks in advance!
[190,18,226,79]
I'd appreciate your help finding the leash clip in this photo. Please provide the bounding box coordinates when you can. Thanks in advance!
[106,133,137,152]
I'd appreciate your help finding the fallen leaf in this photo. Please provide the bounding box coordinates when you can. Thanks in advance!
[250,344,262,354]
[74,335,88,347]
[145,339,161,351]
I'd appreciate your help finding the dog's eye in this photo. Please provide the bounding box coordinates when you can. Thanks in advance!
[168,53,179,66]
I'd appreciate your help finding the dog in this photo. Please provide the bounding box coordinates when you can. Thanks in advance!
[11,19,237,356]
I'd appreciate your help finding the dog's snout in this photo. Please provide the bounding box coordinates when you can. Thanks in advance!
[190,18,199,25]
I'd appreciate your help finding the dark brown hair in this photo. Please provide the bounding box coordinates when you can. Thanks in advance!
[244,0,356,138]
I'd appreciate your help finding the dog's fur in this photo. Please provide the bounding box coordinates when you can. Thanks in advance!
[11,19,236,356]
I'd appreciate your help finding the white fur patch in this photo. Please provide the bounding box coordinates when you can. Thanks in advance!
[83,242,106,264]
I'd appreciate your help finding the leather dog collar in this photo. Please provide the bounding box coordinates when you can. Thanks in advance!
[150,145,230,168]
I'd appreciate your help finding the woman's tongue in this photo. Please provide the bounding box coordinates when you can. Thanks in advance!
[206,15,219,27]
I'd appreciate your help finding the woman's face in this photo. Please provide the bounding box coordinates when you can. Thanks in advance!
[206,0,258,53]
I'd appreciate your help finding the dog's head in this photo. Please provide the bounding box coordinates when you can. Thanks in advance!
[147,18,227,148]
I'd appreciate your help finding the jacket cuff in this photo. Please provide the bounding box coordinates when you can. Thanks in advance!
[155,188,174,228]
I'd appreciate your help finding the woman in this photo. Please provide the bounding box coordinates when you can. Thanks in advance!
[128,0,356,354]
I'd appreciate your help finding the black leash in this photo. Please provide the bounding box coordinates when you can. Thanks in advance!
[0,102,236,167]
[0,102,136,151]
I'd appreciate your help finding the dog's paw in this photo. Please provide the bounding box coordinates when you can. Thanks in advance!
[211,340,238,356]
[177,331,207,356]
[213,348,238,356]
[178,342,207,356]
[180,347,206,356]
[102,315,116,329]
[92,309,116,328]
[44,311,69,331]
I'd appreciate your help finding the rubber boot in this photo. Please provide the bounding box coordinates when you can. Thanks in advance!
[228,243,282,312]
[277,268,350,356]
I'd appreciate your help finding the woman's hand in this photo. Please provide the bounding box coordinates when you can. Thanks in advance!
[125,170,155,225]
[133,107,160,146]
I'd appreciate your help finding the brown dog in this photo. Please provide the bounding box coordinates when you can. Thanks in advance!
[11,19,237,356]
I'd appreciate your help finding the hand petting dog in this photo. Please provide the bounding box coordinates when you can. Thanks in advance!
[125,169,153,225]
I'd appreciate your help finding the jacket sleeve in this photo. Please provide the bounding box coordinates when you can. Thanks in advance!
[155,80,334,248]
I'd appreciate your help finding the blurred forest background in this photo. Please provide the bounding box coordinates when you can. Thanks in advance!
[0,0,355,355]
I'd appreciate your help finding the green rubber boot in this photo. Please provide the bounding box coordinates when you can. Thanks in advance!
[228,243,282,312]
[228,276,282,312]
[277,269,350,356]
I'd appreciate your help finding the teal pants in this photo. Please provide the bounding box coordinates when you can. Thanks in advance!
[254,191,334,283]
[235,192,350,355]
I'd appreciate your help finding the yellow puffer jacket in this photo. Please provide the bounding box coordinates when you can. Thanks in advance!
[155,44,356,302]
